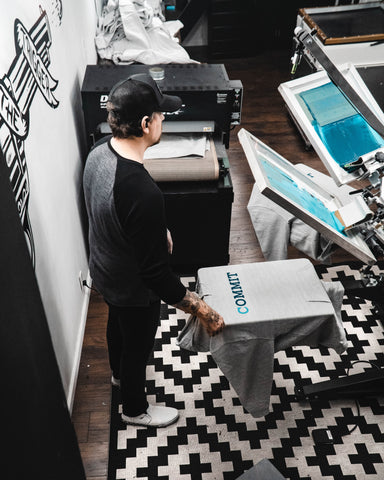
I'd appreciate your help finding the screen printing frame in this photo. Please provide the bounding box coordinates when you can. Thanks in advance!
[296,2,384,68]
[298,2,384,45]
[278,62,384,186]
[238,128,376,265]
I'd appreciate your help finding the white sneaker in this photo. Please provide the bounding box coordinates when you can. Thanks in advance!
[121,404,179,428]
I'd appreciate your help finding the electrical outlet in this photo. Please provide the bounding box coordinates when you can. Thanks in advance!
[78,271,84,291]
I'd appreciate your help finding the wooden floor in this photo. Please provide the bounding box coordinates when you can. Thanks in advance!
[71,50,356,479]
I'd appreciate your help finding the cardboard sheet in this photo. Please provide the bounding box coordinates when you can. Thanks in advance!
[143,137,219,182]
[144,133,209,159]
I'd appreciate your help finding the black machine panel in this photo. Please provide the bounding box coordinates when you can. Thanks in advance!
[161,178,233,272]
[81,63,242,148]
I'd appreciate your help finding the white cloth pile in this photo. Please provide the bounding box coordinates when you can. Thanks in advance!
[95,0,196,64]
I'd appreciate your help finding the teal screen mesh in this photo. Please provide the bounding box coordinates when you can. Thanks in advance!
[261,158,345,234]
[298,82,384,172]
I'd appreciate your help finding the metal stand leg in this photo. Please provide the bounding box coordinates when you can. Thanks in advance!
[295,368,384,400]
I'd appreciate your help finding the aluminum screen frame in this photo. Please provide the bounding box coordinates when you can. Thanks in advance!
[238,128,377,264]
[278,63,384,186]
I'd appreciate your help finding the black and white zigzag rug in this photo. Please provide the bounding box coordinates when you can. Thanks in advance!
[108,263,384,480]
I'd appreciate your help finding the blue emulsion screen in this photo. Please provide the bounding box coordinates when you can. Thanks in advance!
[298,82,384,172]
[261,158,345,234]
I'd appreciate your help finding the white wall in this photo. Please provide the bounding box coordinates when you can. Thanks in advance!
[0,0,98,410]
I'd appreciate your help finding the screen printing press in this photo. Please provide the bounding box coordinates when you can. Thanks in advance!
[81,63,243,272]
[295,1,384,69]
[237,26,384,402]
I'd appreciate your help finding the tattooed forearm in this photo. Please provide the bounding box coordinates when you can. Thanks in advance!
[174,290,205,315]
[173,289,225,336]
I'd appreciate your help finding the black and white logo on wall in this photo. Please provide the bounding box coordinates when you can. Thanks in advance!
[0,6,61,267]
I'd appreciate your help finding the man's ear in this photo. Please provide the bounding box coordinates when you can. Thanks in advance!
[141,116,150,131]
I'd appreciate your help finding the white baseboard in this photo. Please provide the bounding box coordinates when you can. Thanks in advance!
[67,270,92,413]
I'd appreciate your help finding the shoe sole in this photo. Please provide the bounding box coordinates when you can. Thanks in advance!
[122,413,179,428]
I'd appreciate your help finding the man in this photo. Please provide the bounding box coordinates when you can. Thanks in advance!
[83,74,225,428]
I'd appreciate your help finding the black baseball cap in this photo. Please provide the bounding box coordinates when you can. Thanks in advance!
[108,73,182,123]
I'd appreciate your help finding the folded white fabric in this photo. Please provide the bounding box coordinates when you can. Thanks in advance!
[95,0,196,64]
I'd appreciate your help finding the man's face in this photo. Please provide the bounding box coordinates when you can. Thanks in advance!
[148,112,164,147]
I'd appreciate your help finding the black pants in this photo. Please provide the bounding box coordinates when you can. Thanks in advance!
[106,300,161,416]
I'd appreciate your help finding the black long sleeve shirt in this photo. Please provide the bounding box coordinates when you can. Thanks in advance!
[83,137,186,307]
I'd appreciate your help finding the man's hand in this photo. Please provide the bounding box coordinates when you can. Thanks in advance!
[195,306,225,337]
[173,289,225,336]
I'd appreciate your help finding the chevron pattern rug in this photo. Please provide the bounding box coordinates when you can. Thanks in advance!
[108,262,384,480]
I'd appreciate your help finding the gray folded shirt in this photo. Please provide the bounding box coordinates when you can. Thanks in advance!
[177,259,347,418]
[247,185,335,262]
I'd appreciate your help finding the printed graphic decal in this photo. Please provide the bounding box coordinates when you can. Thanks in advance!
[0,7,60,267]
[49,0,63,27]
